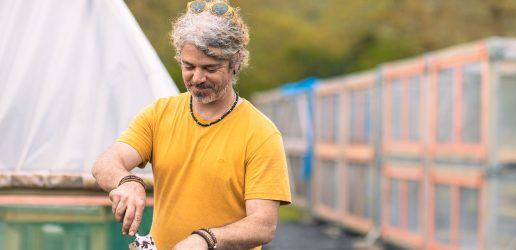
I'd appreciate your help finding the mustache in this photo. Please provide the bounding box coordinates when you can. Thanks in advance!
[187,81,212,89]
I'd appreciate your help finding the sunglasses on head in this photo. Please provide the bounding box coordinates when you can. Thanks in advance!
[187,1,237,22]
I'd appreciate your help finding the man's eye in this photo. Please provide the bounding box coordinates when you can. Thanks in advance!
[206,68,217,73]
[184,65,194,70]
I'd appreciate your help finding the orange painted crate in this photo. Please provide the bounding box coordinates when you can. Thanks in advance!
[254,37,516,250]
[314,71,378,233]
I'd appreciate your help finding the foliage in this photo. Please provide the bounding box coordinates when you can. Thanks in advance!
[125,0,516,98]
[278,205,305,222]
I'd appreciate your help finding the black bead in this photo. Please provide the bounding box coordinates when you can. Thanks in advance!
[189,91,239,127]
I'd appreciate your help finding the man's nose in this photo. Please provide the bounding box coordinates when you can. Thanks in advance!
[191,68,206,83]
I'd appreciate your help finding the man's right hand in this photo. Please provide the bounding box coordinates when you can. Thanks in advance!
[109,181,146,236]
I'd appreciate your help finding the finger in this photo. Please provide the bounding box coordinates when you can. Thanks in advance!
[115,200,127,223]
[128,205,144,236]
[122,205,135,235]
[111,200,119,214]
[109,190,119,214]
[108,189,117,201]
[111,197,120,214]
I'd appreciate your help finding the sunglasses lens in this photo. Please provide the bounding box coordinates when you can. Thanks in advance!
[190,1,206,13]
[211,3,229,16]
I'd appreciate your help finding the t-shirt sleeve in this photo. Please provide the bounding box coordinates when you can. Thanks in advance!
[117,102,156,168]
[245,132,292,205]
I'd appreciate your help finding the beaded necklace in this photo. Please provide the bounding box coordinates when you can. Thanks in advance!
[189,92,239,127]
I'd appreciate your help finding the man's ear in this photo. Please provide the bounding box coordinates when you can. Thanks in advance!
[233,63,241,75]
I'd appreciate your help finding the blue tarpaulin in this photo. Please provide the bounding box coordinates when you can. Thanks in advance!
[280,77,318,181]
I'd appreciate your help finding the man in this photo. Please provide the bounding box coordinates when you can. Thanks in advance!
[91,1,291,249]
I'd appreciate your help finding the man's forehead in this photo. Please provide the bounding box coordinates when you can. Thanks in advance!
[181,44,229,65]
[183,43,222,54]
[181,59,224,68]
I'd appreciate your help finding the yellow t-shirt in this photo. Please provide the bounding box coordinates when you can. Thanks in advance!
[118,92,291,249]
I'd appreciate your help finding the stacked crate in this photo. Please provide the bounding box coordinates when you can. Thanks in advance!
[252,78,318,209]
[491,46,516,248]
[314,71,378,233]
[425,41,488,250]
[313,76,343,222]
[381,38,516,249]
[252,37,516,250]
[381,56,427,249]
[473,38,516,250]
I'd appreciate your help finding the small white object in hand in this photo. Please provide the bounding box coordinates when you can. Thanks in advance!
[128,233,157,250]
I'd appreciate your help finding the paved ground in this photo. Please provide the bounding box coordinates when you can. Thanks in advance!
[264,221,363,250]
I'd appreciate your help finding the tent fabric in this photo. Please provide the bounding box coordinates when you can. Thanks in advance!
[0,0,178,188]
[0,172,155,190]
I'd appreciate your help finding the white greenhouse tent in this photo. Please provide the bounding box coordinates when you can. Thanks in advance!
[0,0,178,196]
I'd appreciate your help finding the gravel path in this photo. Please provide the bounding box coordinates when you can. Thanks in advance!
[264,221,362,250]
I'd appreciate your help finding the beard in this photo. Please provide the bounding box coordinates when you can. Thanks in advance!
[187,81,231,104]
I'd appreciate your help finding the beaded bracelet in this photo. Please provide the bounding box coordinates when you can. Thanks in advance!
[192,230,216,249]
[118,175,146,190]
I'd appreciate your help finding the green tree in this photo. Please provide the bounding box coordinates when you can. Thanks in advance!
[125,0,516,98]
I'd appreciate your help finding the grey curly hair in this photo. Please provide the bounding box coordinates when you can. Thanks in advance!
[171,1,250,80]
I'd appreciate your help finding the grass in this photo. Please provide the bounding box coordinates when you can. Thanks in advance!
[278,205,306,222]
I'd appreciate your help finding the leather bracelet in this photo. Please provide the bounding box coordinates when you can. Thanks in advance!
[200,228,217,247]
[192,230,216,249]
[118,175,145,190]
